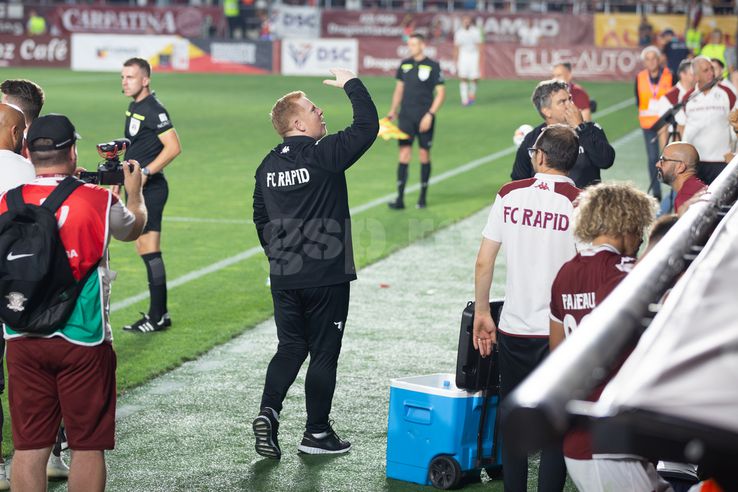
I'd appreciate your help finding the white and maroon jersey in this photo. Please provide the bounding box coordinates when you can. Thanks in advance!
[483,173,580,337]
[550,244,634,336]
[0,176,136,345]
[676,83,737,162]
[549,244,634,459]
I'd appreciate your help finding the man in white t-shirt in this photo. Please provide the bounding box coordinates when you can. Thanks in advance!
[676,56,737,184]
[0,104,34,194]
[474,124,581,492]
[454,15,482,106]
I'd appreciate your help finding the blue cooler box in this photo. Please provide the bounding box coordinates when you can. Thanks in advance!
[386,373,501,486]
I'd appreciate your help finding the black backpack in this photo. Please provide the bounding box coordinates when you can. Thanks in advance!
[0,176,96,335]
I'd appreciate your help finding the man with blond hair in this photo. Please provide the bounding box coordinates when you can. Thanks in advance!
[549,182,663,492]
[251,68,378,460]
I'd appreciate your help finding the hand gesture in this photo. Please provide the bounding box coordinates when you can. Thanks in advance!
[473,312,497,358]
[563,102,584,128]
[323,67,357,89]
[387,110,396,121]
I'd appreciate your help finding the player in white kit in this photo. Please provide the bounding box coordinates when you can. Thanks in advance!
[454,16,482,106]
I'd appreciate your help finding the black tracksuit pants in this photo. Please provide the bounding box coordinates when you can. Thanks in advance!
[498,331,567,492]
[260,283,350,434]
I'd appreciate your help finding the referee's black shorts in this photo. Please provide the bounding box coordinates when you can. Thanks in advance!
[398,112,435,150]
[142,174,168,233]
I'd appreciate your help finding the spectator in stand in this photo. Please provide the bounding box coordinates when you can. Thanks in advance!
[656,142,706,215]
[635,45,672,202]
[676,56,737,184]
[26,10,46,36]
[659,28,690,85]
[224,0,242,39]
[552,63,592,122]
[700,29,727,78]
[638,14,654,47]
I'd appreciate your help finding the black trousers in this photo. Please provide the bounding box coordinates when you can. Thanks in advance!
[260,282,350,434]
[498,331,567,492]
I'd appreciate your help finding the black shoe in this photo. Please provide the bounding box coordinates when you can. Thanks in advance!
[297,425,351,455]
[122,312,171,333]
[416,199,427,209]
[253,408,281,459]
[388,198,405,210]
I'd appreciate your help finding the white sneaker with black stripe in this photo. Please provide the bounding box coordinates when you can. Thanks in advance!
[122,313,171,333]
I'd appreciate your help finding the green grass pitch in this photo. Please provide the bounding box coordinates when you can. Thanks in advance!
[1,69,639,481]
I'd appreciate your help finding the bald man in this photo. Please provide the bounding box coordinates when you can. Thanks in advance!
[0,103,34,193]
[675,56,737,184]
[656,142,706,214]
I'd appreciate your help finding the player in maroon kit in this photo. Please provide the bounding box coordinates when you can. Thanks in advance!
[549,182,662,492]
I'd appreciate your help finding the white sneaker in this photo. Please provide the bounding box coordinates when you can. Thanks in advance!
[0,463,9,491]
[46,454,69,479]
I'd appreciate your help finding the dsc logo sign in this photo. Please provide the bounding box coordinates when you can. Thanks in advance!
[316,47,352,63]
[282,13,317,29]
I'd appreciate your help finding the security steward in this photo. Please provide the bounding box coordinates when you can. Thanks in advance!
[251,68,378,459]
[120,57,181,333]
[387,32,445,210]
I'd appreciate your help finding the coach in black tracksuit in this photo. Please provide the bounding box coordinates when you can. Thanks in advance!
[511,80,615,189]
[251,68,378,459]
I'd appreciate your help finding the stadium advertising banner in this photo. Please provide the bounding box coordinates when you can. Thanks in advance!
[485,44,642,81]
[71,34,186,72]
[0,3,24,36]
[359,39,456,77]
[187,39,273,74]
[594,13,737,47]
[270,6,321,40]
[42,5,225,38]
[282,38,358,76]
[0,35,70,68]
[322,11,594,46]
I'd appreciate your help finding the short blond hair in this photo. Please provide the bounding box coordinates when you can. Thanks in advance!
[270,91,305,137]
[574,182,657,243]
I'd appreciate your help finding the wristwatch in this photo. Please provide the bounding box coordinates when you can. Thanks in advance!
[141,167,151,176]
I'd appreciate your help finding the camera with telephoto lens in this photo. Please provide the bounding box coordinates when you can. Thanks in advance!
[78,138,132,185]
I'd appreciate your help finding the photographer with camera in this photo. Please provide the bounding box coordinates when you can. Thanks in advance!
[0,114,146,491]
[121,57,181,333]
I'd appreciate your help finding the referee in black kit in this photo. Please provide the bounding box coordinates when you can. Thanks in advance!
[251,68,378,459]
[120,57,182,333]
[387,32,445,210]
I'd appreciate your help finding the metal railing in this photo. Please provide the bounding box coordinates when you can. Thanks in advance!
[501,154,738,454]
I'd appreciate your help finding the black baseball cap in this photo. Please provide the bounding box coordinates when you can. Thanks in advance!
[26,114,81,151]
[662,28,675,36]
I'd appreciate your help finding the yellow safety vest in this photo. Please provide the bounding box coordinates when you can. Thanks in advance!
[700,43,728,78]
[27,15,46,36]
[224,0,239,18]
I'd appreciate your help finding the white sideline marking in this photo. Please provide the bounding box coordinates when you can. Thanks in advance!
[111,99,636,313]
[165,216,252,225]
[593,98,635,119]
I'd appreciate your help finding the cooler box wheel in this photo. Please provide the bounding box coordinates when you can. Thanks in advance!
[429,455,461,490]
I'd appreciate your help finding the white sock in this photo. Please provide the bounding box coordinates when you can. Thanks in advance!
[469,81,477,100]
[460,81,468,105]
[311,430,329,439]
